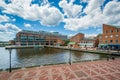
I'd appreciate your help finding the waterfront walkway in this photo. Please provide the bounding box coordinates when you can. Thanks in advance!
[0,59,120,80]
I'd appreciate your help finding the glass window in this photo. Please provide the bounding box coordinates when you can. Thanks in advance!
[116,40,118,43]
[116,34,119,38]
[110,30,113,33]
[110,35,113,38]
[110,40,113,43]
[106,30,108,33]
[105,41,108,43]
[116,29,119,32]
[105,36,108,38]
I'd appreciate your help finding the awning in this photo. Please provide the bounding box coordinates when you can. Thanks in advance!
[99,44,108,46]
[68,42,76,45]
[108,44,120,47]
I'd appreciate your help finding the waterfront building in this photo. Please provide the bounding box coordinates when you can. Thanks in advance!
[68,33,97,49]
[9,40,15,45]
[99,24,120,50]
[78,38,96,49]
[68,33,84,48]
[15,30,67,46]
[0,41,9,47]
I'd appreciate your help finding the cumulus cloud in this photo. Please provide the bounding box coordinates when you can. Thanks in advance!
[0,15,10,23]
[103,0,120,25]
[24,23,31,28]
[0,0,120,32]
[85,33,97,38]
[0,0,63,26]
[59,0,82,18]
[80,0,90,3]
[60,0,120,31]
[0,23,21,41]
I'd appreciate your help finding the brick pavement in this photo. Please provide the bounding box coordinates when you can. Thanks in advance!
[0,59,120,80]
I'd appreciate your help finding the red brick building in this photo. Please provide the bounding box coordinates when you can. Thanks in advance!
[99,24,120,49]
[70,33,84,43]
[68,33,84,48]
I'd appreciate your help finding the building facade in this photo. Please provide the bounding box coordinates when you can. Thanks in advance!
[68,33,97,49]
[99,24,120,49]
[68,33,84,48]
[78,38,96,49]
[15,30,67,46]
[70,33,84,43]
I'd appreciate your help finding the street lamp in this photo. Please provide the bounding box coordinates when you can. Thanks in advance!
[8,49,12,72]
[69,46,72,65]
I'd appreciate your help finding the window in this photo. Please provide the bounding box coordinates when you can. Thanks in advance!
[110,35,113,38]
[105,41,108,43]
[106,30,108,33]
[110,40,113,43]
[110,30,113,33]
[116,40,118,43]
[116,29,119,32]
[105,36,108,38]
[116,34,119,38]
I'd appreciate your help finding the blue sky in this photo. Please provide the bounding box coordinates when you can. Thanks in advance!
[0,0,120,41]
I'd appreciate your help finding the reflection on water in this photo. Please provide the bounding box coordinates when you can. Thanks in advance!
[0,47,107,69]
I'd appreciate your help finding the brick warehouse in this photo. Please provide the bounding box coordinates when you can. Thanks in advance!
[99,24,120,50]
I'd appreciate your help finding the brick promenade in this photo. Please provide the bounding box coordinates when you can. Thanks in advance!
[0,59,120,80]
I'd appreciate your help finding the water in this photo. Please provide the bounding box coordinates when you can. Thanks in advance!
[0,47,107,69]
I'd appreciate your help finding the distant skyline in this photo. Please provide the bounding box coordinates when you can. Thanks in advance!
[0,0,120,41]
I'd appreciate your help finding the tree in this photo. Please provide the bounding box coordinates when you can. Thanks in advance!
[63,40,70,46]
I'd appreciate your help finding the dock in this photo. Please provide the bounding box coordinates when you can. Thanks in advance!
[46,46,120,56]
[5,45,120,56]
[5,45,44,49]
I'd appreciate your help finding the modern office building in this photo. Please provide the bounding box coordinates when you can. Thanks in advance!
[15,30,67,46]
[99,24,120,49]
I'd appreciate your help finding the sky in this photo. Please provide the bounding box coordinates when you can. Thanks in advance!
[0,0,120,41]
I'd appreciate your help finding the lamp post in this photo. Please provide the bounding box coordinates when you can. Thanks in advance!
[8,49,12,72]
[69,46,72,65]
[107,46,109,61]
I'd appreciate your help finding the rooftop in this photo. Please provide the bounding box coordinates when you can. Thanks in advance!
[103,24,120,28]
[19,30,67,37]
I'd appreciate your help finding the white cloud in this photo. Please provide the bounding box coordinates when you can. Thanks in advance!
[24,23,31,28]
[60,0,120,31]
[59,0,82,18]
[68,33,76,38]
[0,0,120,32]
[39,6,63,26]
[80,0,90,3]
[0,15,10,23]
[85,33,97,38]
[103,0,120,25]
[84,0,101,15]
[0,23,21,41]
[0,0,63,26]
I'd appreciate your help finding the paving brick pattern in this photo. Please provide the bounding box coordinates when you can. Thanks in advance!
[0,59,120,80]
